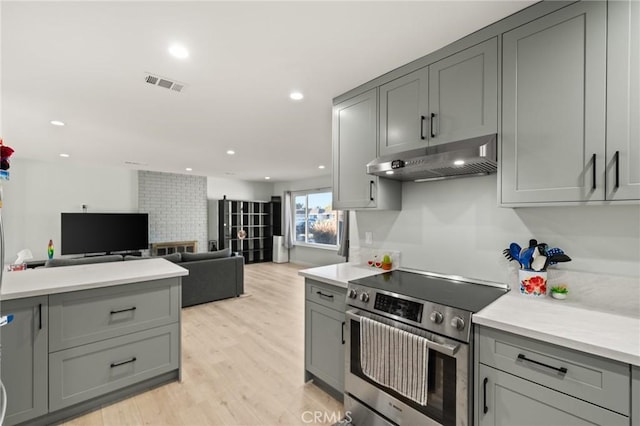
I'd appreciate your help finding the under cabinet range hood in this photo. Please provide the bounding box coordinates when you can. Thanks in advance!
[367,134,497,182]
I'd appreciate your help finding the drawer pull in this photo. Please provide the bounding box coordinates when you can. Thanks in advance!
[110,307,137,315]
[517,353,567,376]
[110,357,137,368]
[483,377,488,414]
[341,321,346,344]
[316,291,334,300]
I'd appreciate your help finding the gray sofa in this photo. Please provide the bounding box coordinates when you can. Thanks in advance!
[44,249,244,308]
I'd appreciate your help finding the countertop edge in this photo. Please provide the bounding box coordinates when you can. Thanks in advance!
[473,315,640,367]
[298,270,347,288]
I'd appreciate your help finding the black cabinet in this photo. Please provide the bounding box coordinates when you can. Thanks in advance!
[218,198,278,264]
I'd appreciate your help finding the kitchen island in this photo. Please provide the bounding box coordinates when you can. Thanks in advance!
[1,258,187,426]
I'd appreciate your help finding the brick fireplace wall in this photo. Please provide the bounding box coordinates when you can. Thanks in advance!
[138,171,207,253]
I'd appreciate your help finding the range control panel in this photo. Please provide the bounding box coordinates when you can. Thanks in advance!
[346,284,472,343]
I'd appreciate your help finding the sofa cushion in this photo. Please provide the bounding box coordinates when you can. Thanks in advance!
[181,248,231,262]
[124,253,182,263]
[45,254,123,268]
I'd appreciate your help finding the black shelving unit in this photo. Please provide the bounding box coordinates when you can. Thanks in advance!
[218,198,277,264]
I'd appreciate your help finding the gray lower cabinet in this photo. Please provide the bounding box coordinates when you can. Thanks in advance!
[606,0,640,201]
[332,88,401,210]
[500,1,607,204]
[428,37,497,146]
[49,323,179,411]
[304,279,346,398]
[478,364,628,426]
[477,326,631,426]
[1,296,48,426]
[633,366,640,426]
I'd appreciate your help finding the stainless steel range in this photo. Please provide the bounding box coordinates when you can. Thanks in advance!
[344,269,508,426]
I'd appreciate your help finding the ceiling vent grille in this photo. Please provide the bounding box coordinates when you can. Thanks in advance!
[143,73,186,93]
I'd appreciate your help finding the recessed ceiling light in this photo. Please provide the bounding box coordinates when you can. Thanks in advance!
[385,170,394,175]
[454,160,465,166]
[50,120,65,126]
[226,150,235,155]
[289,92,304,101]
[59,153,70,158]
[265,177,271,180]
[318,165,326,169]
[168,44,189,59]
[224,172,235,176]
[185,167,193,171]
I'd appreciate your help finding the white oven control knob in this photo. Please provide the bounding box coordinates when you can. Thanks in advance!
[429,311,443,324]
[451,316,465,330]
[347,289,358,299]
[359,292,370,303]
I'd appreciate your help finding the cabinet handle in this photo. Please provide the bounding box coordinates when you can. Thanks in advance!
[110,307,137,315]
[110,357,137,368]
[420,115,426,140]
[38,303,42,330]
[369,180,374,201]
[615,151,620,189]
[316,291,334,299]
[430,113,436,138]
[341,321,346,344]
[483,377,488,414]
[517,353,568,376]
[591,153,597,190]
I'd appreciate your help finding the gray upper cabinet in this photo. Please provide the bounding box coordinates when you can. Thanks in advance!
[1,296,48,426]
[500,1,607,204]
[333,88,401,210]
[379,68,429,155]
[429,38,497,145]
[607,0,640,201]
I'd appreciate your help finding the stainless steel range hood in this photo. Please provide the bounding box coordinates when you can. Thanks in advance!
[366,134,497,182]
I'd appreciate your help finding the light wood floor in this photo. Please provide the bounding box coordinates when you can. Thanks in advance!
[64,263,344,426]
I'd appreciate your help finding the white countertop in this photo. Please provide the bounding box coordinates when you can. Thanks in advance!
[1,258,188,300]
[474,290,640,366]
[298,263,384,288]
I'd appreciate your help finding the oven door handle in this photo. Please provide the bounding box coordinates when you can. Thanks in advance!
[346,309,460,356]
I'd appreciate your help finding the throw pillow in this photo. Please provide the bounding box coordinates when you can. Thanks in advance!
[181,248,231,262]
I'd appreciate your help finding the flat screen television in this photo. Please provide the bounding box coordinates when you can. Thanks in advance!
[61,213,149,255]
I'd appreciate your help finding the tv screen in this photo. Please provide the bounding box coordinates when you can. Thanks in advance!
[61,213,149,255]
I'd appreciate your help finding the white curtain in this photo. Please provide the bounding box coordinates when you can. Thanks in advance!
[283,191,294,249]
[337,210,349,259]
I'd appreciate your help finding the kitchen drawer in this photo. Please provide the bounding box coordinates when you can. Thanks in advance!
[479,326,630,415]
[49,323,179,411]
[305,279,346,312]
[49,278,180,351]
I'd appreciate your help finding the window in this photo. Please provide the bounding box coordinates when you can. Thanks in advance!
[293,189,343,247]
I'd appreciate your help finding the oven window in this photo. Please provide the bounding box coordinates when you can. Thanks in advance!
[350,321,457,426]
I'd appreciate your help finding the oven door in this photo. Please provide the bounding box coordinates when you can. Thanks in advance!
[345,309,470,426]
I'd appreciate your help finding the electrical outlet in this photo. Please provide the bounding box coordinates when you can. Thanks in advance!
[365,231,373,245]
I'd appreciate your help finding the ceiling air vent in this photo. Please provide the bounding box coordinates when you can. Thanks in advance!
[143,73,186,93]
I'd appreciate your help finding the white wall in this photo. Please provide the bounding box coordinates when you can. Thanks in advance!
[2,158,138,262]
[352,175,640,284]
[273,174,345,267]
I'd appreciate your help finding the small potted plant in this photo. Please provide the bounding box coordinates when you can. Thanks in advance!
[550,285,569,300]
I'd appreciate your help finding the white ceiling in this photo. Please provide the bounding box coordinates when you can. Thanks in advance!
[1,1,534,182]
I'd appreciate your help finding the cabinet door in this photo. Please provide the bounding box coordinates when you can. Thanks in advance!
[633,366,639,426]
[428,38,497,146]
[478,364,628,426]
[501,1,606,204]
[304,301,345,394]
[1,297,48,425]
[379,68,429,155]
[333,89,401,210]
[607,0,640,200]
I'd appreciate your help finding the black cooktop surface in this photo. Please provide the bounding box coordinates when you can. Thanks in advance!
[349,270,508,313]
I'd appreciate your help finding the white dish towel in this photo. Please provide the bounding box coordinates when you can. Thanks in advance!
[360,316,430,406]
